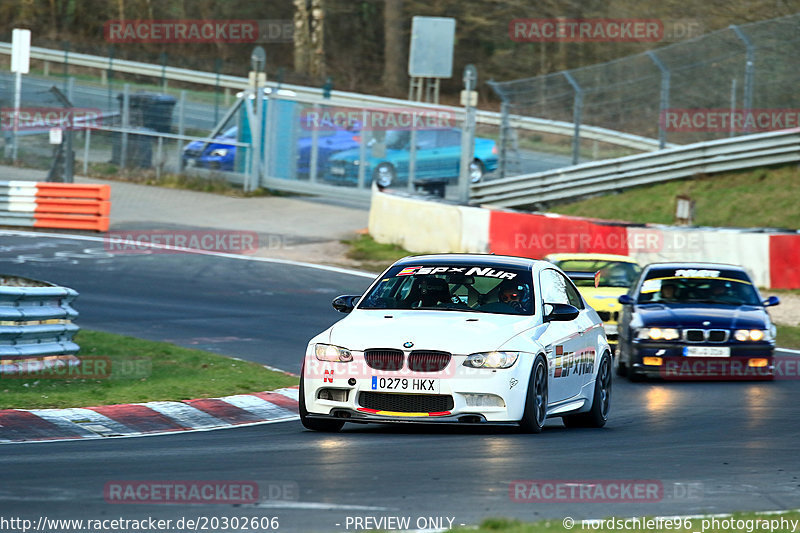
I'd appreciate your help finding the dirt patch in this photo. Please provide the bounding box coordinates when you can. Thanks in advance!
[252,240,382,273]
[763,292,800,327]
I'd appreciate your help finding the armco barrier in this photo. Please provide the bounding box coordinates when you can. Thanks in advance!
[368,186,800,289]
[0,181,110,232]
[0,276,79,360]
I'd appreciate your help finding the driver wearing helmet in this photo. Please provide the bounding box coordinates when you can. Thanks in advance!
[497,280,528,313]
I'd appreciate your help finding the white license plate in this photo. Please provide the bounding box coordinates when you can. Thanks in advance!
[603,324,618,335]
[330,166,345,175]
[683,346,730,357]
[371,376,439,393]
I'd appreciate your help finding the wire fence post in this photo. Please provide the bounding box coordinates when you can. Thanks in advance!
[175,90,185,176]
[730,25,755,114]
[160,52,168,92]
[62,41,69,92]
[120,83,129,170]
[106,46,115,112]
[497,95,510,180]
[646,50,670,150]
[563,71,583,166]
[214,58,222,125]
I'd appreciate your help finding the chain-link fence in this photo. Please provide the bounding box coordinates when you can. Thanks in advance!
[490,13,800,176]
[0,73,504,201]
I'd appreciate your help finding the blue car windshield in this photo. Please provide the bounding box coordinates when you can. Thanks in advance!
[637,268,761,306]
[358,265,535,315]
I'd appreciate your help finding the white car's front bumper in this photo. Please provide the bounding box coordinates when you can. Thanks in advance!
[302,353,536,424]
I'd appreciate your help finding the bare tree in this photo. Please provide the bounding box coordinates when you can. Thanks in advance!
[382,0,405,94]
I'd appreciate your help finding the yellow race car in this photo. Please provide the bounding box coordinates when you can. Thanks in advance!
[544,253,642,346]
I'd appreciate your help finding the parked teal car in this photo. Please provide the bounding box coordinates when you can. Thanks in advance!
[324,128,498,188]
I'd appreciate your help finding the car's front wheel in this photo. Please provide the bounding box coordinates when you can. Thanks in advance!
[563,352,611,428]
[299,372,345,432]
[469,160,485,183]
[373,163,396,188]
[519,354,548,433]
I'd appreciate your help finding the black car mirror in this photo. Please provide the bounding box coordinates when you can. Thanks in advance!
[618,294,634,305]
[544,303,580,322]
[332,295,360,313]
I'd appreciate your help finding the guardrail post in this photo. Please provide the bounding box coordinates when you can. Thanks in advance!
[563,71,583,166]
[730,25,755,116]
[646,50,671,150]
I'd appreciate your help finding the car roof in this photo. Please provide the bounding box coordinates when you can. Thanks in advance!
[643,262,748,272]
[393,253,547,271]
[545,253,639,263]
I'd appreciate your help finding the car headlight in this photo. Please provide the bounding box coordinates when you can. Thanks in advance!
[210,148,229,157]
[734,329,769,342]
[636,327,680,341]
[463,351,520,369]
[314,344,353,362]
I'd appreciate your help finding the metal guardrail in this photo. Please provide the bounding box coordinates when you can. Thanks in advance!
[0,42,666,152]
[0,276,79,359]
[470,129,800,208]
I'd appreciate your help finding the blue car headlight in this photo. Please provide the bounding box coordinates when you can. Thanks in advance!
[636,327,680,341]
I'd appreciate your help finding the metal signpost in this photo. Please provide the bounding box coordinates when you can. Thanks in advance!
[10,28,31,163]
[458,65,478,204]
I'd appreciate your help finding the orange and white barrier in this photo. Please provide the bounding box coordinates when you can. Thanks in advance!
[368,187,800,289]
[0,181,110,232]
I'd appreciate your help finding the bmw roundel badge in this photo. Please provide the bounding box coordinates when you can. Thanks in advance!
[403,341,414,348]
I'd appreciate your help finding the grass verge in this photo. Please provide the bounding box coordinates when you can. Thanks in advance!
[0,330,298,409]
[342,234,417,272]
[550,165,800,229]
[777,324,800,350]
[455,511,800,532]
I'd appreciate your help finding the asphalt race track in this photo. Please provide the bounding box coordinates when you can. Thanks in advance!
[2,233,800,532]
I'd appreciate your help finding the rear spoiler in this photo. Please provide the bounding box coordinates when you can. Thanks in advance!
[564,271,601,288]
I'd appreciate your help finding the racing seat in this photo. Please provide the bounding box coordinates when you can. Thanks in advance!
[404,277,453,308]
[419,277,452,307]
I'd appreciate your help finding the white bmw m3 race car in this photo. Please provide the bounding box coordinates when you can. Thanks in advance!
[300,254,612,433]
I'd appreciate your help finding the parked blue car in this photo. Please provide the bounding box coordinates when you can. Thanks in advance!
[325,129,498,187]
[182,125,361,176]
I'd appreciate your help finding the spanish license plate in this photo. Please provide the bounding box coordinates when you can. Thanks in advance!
[371,376,439,393]
[683,346,730,357]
